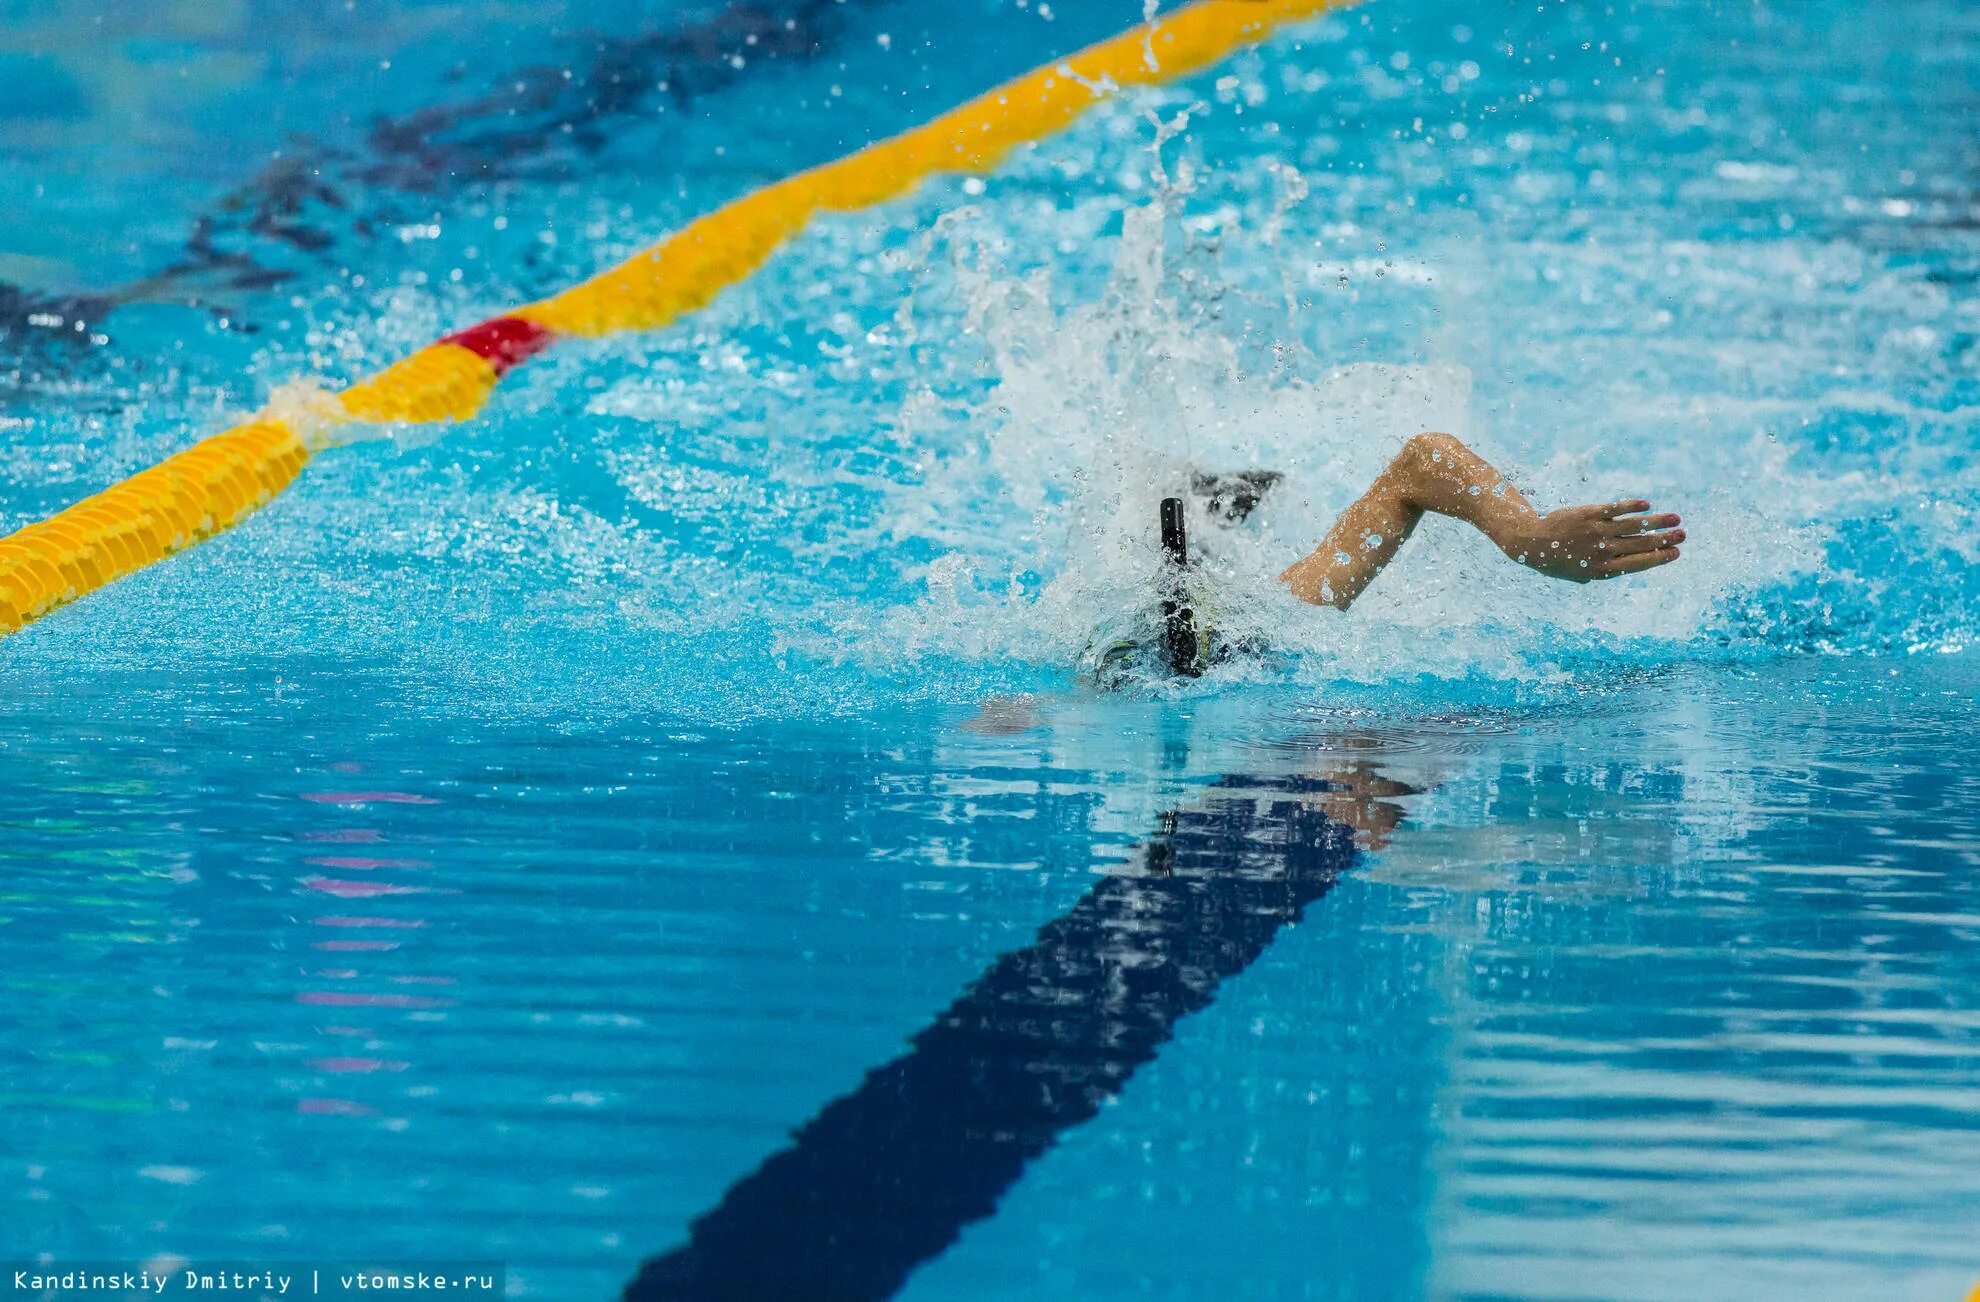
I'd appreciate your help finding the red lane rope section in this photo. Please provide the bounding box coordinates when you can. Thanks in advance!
[440,317,558,375]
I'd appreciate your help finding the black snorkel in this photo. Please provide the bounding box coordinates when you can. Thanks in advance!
[1159,496,1205,678]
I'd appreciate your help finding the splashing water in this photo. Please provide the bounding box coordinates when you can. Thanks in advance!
[857,155,1824,693]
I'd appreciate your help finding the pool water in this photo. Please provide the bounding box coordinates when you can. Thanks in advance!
[2,0,1977,1298]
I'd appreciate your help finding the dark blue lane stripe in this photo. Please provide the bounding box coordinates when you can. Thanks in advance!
[625,775,1359,1302]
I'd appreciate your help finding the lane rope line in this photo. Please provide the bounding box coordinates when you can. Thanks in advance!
[0,0,1342,636]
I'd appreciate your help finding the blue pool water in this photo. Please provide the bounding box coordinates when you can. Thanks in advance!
[2,0,1977,1298]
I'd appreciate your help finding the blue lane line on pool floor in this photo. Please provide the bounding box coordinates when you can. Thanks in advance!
[624,774,1360,1301]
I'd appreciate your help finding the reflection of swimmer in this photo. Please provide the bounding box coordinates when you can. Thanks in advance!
[1280,432,1683,609]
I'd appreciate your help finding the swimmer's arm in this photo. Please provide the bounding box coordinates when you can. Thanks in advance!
[1278,432,1683,610]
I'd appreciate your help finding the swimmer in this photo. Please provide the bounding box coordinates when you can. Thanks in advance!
[980,431,1686,706]
[1279,431,1683,609]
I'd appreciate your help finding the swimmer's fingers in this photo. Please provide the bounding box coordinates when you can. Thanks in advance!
[1600,511,1681,537]
[1593,546,1681,579]
[1602,526,1685,556]
[1575,498,1654,522]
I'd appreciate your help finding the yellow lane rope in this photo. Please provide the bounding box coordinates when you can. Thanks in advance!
[0,0,1343,636]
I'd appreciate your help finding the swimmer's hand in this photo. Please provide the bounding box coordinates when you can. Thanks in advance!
[1502,499,1683,583]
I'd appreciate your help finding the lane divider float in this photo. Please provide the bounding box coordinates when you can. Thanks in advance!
[0,0,1344,636]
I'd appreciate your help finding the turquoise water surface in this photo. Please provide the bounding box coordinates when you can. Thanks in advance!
[2,0,1977,1298]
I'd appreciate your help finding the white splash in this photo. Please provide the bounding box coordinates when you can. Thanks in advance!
[859,176,1824,688]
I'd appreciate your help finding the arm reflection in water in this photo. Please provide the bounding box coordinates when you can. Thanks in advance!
[625,744,1419,1302]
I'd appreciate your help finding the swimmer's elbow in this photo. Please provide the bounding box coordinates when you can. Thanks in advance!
[1397,431,1468,477]
[1407,431,1467,458]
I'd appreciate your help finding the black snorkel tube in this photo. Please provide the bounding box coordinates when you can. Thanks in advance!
[1159,496,1205,678]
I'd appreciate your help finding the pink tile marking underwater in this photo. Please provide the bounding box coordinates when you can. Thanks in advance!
[297,991,451,1009]
[310,1057,409,1073]
[298,1098,376,1117]
[302,877,427,898]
